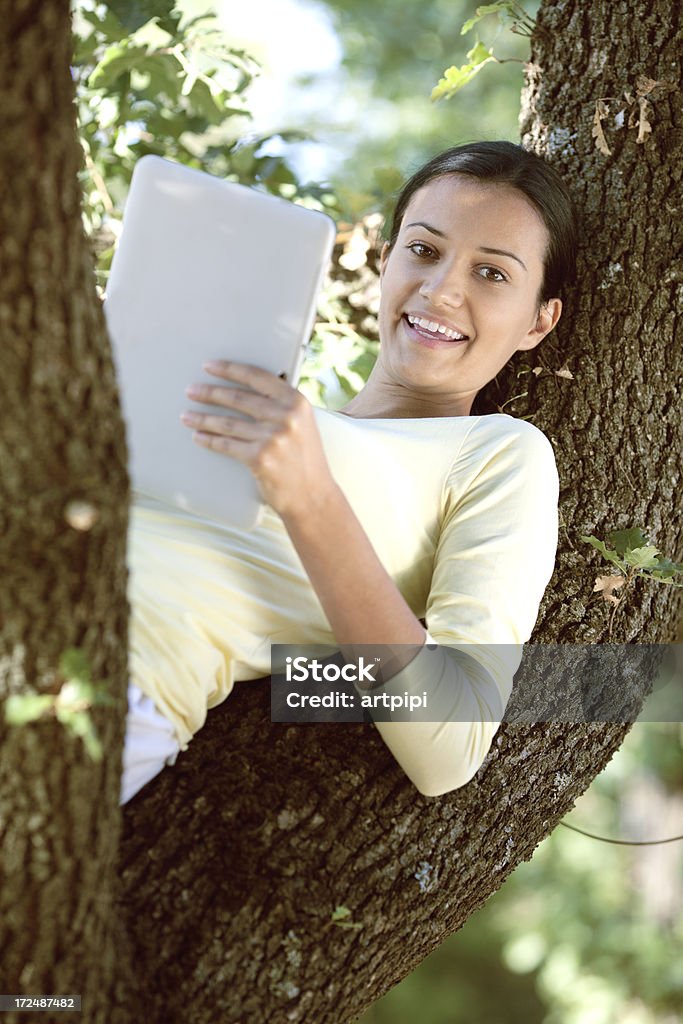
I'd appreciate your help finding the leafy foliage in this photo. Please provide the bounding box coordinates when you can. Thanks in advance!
[460,1,535,37]
[582,528,683,635]
[5,648,113,761]
[431,41,497,102]
[582,529,683,586]
[312,0,530,215]
[73,0,325,280]
[431,1,535,104]
[73,1,367,394]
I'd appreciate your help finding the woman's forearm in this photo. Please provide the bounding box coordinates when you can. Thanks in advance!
[280,479,427,651]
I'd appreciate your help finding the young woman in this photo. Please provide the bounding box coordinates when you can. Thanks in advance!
[121,140,577,804]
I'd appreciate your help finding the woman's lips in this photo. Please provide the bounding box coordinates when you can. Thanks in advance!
[402,313,469,348]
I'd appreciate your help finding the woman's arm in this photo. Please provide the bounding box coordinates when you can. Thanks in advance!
[182,361,427,654]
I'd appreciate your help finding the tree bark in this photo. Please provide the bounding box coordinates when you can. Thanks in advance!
[515,0,683,649]
[1,1,681,1023]
[0,1,130,1020]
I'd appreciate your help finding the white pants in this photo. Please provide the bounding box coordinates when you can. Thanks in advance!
[120,682,182,804]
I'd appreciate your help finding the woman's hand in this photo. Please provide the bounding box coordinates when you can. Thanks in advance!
[180,360,337,518]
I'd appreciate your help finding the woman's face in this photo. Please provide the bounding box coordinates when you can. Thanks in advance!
[376,174,562,415]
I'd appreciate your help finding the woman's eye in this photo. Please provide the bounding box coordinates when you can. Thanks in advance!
[478,266,507,283]
[407,242,436,259]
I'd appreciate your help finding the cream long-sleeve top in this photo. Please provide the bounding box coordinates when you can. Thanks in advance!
[128,408,559,796]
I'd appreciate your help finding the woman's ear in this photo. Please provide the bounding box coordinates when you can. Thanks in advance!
[517,298,563,352]
[379,241,391,280]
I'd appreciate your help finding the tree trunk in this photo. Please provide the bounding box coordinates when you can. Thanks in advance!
[0,1,130,1019]
[2,1,681,1023]
[515,0,683,649]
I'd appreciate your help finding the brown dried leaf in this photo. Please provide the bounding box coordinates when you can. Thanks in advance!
[637,96,652,144]
[554,367,574,380]
[592,100,611,157]
[593,574,626,605]
[635,75,660,97]
[532,366,544,376]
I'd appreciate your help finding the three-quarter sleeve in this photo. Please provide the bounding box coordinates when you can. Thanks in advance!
[367,417,559,796]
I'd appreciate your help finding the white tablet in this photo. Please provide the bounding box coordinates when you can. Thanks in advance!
[104,155,335,529]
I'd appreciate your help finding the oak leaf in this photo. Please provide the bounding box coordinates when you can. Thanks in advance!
[635,75,660,96]
[592,100,611,156]
[593,574,626,606]
[637,97,652,144]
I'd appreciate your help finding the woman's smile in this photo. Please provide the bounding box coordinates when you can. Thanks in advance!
[403,312,470,346]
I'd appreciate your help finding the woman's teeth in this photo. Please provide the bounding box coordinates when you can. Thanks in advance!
[406,315,467,340]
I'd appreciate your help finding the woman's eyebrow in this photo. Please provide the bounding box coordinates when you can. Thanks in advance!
[478,246,528,272]
[405,220,447,238]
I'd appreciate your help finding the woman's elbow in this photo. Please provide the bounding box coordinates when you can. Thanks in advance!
[377,719,499,797]
[408,755,484,797]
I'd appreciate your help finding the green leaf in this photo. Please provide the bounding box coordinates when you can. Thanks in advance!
[89,45,148,90]
[648,573,683,587]
[132,53,183,98]
[623,545,661,570]
[5,694,53,726]
[431,43,496,102]
[78,7,129,44]
[55,707,104,762]
[185,79,230,126]
[648,557,683,583]
[580,535,625,571]
[104,0,175,35]
[59,647,91,683]
[461,3,512,35]
[156,9,182,36]
[330,905,363,930]
[607,527,650,558]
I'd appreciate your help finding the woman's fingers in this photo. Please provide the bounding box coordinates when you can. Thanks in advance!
[184,381,285,421]
[180,409,270,441]
[202,360,292,399]
[185,360,300,422]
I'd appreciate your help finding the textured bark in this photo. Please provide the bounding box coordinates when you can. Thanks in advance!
[0,1,130,1020]
[1,2,681,1023]
[515,0,683,648]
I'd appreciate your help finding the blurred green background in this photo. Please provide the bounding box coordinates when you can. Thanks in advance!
[74,1,683,1018]
[360,721,683,1024]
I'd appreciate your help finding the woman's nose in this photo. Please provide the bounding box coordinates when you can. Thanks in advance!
[419,264,465,308]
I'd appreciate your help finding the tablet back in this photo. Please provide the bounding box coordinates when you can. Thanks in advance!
[104,156,335,529]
